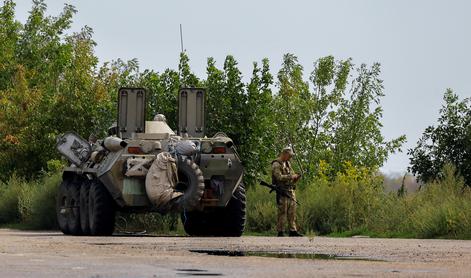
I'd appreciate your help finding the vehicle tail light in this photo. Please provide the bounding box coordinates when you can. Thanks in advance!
[213,146,226,154]
[127,146,143,154]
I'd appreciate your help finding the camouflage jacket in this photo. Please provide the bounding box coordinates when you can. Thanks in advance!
[271,159,295,189]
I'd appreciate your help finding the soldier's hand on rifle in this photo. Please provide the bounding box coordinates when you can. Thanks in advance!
[292,173,301,183]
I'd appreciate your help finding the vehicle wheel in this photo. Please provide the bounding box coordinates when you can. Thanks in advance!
[221,183,246,237]
[181,183,246,237]
[177,158,205,210]
[181,211,214,236]
[67,180,82,235]
[56,180,70,235]
[80,180,91,235]
[88,180,115,236]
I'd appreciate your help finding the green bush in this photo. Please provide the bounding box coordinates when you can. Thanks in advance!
[247,163,384,235]
[405,165,471,238]
[246,184,277,233]
[0,173,60,229]
[246,163,471,239]
[0,175,24,223]
[2,164,470,239]
[26,173,61,229]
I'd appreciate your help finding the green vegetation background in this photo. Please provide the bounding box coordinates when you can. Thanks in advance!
[0,1,470,238]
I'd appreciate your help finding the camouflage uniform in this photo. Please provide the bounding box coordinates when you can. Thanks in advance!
[272,159,297,232]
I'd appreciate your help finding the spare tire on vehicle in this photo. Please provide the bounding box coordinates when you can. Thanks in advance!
[176,158,205,210]
[145,153,204,213]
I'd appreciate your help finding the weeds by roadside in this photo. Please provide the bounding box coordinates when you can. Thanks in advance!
[247,164,471,239]
[1,164,470,239]
[0,173,60,229]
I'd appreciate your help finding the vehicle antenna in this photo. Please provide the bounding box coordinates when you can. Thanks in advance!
[180,24,184,53]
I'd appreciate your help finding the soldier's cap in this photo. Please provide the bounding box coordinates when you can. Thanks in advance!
[281,147,294,156]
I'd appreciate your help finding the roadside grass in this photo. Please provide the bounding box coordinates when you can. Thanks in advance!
[246,164,471,240]
[116,213,185,236]
[1,164,471,239]
[0,173,60,230]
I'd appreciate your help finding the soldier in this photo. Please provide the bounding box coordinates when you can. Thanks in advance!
[272,147,303,237]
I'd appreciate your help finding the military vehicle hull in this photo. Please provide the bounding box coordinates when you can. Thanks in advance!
[56,88,245,236]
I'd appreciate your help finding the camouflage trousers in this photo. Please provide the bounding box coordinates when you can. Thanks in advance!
[276,190,297,232]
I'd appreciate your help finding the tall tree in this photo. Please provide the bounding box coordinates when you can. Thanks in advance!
[0,0,20,90]
[330,63,406,175]
[222,55,246,144]
[205,57,226,136]
[274,54,312,176]
[0,1,113,179]
[241,58,276,183]
[178,51,199,88]
[409,90,471,185]
[273,54,405,179]
[137,68,179,129]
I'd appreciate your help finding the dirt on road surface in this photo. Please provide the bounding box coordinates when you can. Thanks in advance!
[1,229,470,277]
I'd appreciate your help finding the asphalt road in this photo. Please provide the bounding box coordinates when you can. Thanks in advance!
[1,229,471,277]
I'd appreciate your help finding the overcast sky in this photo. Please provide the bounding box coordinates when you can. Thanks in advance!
[13,0,471,174]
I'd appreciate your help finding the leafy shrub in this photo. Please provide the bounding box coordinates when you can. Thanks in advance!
[25,173,61,229]
[246,163,471,239]
[1,163,470,239]
[0,175,23,223]
[246,184,277,233]
[0,173,60,229]
[406,165,471,238]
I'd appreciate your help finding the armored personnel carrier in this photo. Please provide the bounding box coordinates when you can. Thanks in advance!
[56,88,245,236]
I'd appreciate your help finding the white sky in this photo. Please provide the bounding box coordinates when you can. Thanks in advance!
[12,0,471,174]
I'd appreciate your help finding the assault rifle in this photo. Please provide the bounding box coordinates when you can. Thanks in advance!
[259,180,300,206]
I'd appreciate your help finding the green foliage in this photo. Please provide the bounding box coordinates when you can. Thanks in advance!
[0,174,23,223]
[246,182,277,232]
[0,1,414,237]
[297,162,384,234]
[3,164,470,239]
[247,163,471,239]
[406,165,471,238]
[205,55,247,144]
[0,1,403,185]
[239,59,277,184]
[409,89,471,185]
[19,172,59,229]
[178,52,199,88]
[137,68,180,128]
[0,172,60,229]
[273,54,406,179]
[0,0,114,180]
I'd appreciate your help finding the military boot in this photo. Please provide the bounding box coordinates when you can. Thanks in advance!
[289,231,303,237]
[277,231,284,237]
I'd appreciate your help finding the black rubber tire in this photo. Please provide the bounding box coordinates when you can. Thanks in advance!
[67,181,82,235]
[88,180,115,236]
[181,183,246,237]
[221,183,246,236]
[56,180,70,235]
[177,158,205,210]
[182,207,223,236]
[80,180,91,235]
